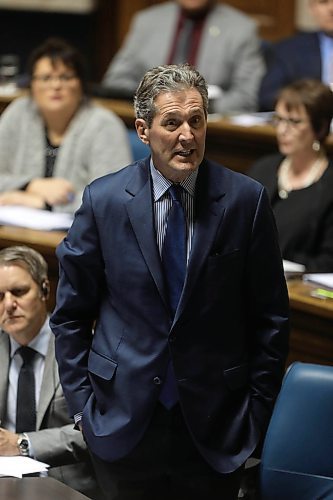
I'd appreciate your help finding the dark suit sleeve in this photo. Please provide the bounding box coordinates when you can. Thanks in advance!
[50,185,105,417]
[246,186,289,430]
[258,44,291,111]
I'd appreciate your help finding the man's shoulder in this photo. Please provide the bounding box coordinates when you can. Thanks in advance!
[89,159,147,191]
[273,31,319,53]
[214,3,257,30]
[204,158,263,192]
[134,2,176,21]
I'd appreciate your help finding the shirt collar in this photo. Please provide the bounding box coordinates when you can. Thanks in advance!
[9,317,51,359]
[150,159,198,201]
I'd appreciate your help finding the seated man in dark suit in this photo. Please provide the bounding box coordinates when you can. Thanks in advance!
[0,245,101,499]
[259,0,333,110]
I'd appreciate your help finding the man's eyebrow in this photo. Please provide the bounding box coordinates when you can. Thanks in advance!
[162,107,205,118]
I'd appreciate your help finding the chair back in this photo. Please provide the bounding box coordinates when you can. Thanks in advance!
[128,129,150,161]
[260,362,333,500]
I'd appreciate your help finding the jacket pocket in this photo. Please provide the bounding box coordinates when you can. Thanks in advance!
[88,349,117,381]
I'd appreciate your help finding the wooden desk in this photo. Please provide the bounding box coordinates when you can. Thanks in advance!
[0,477,89,499]
[287,279,333,367]
[0,226,65,311]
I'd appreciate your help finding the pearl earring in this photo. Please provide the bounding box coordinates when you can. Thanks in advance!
[312,140,320,152]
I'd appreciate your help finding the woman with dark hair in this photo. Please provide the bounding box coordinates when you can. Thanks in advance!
[249,79,333,272]
[0,38,132,214]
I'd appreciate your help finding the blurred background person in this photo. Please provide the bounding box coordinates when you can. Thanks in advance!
[249,79,333,272]
[0,37,132,214]
[259,0,333,111]
[101,0,264,114]
[0,245,102,499]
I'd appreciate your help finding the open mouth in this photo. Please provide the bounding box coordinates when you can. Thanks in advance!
[174,149,194,158]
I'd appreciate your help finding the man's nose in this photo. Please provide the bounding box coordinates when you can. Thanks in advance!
[4,292,16,310]
[179,123,194,142]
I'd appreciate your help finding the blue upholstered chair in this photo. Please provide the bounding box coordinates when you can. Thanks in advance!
[128,129,150,161]
[260,362,333,500]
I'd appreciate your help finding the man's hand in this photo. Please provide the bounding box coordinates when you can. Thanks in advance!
[0,428,20,456]
[26,178,76,206]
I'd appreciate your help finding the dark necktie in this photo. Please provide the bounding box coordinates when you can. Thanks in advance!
[172,18,195,64]
[159,184,187,409]
[16,346,37,433]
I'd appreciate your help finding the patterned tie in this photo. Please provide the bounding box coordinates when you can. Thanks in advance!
[159,184,187,409]
[16,346,37,433]
[172,18,195,64]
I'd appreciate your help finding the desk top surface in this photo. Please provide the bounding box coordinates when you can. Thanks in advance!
[0,477,89,499]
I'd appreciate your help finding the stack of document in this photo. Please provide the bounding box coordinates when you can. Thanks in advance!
[303,273,333,289]
[283,259,305,279]
[0,206,73,231]
[0,456,49,478]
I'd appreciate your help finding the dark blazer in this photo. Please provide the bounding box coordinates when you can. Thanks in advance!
[50,157,289,474]
[259,32,322,111]
[0,330,99,498]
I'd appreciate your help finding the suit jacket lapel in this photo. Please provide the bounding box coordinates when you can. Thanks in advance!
[176,161,226,320]
[37,334,60,429]
[125,159,227,319]
[125,159,168,308]
[0,333,10,423]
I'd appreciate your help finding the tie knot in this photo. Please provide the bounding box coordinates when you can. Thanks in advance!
[17,346,37,364]
[169,184,183,203]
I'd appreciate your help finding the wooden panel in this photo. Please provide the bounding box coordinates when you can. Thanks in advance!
[223,0,296,40]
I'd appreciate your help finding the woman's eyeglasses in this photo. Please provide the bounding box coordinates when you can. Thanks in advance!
[270,114,306,129]
[32,74,78,86]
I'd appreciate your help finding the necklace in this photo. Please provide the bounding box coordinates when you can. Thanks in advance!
[277,155,327,199]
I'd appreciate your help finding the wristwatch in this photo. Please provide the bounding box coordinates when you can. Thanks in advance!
[17,434,30,456]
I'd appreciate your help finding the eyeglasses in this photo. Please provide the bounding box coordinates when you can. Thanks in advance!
[32,73,78,86]
[270,114,306,129]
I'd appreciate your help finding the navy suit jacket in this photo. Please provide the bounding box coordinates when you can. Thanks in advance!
[259,31,321,111]
[50,157,289,473]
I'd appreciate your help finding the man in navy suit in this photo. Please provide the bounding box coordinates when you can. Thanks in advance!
[50,63,289,500]
[259,0,333,111]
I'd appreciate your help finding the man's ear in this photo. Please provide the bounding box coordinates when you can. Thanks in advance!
[135,119,150,145]
[40,279,50,300]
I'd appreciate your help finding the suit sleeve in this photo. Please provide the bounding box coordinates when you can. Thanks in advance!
[258,44,292,111]
[246,186,289,431]
[211,23,265,113]
[27,424,88,467]
[50,185,105,417]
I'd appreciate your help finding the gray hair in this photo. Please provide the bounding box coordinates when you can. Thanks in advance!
[0,245,48,287]
[134,63,209,127]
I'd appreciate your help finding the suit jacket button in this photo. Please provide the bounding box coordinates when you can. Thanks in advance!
[153,376,162,385]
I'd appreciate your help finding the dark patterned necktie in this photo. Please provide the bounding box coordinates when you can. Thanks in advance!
[172,18,195,64]
[16,346,37,433]
[159,184,187,409]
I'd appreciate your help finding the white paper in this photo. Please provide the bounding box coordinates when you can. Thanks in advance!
[283,260,306,273]
[227,112,274,127]
[0,456,49,478]
[303,273,333,289]
[0,206,73,230]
